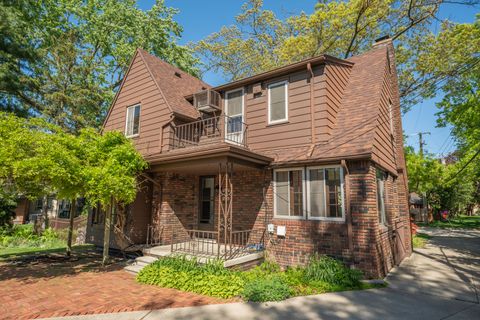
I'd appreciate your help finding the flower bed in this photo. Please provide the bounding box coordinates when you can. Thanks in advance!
[137,254,381,302]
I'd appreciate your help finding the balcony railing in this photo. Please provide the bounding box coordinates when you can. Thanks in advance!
[170,115,248,150]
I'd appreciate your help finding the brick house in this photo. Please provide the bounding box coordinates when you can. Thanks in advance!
[86,37,412,278]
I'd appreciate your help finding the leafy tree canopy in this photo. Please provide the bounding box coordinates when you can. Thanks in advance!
[0,0,199,132]
[194,0,479,112]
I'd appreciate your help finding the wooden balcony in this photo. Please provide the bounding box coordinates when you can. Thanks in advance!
[170,115,248,150]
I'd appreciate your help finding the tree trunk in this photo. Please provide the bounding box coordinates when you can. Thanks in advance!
[102,197,114,266]
[66,198,76,257]
[41,195,49,231]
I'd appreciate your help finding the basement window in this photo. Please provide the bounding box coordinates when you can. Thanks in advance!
[125,104,140,137]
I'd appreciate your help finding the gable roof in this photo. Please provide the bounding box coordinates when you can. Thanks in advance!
[137,49,210,120]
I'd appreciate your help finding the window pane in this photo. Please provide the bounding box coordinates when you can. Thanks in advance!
[325,168,342,218]
[290,170,303,216]
[132,105,140,135]
[275,171,289,216]
[376,169,386,224]
[309,169,325,217]
[227,90,243,116]
[269,83,286,122]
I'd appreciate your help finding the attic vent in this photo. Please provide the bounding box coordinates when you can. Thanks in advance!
[174,71,182,78]
[375,35,390,43]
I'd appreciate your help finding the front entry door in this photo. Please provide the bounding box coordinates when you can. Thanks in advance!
[199,176,215,228]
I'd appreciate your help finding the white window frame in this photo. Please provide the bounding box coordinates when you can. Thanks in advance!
[224,88,245,144]
[389,101,394,136]
[125,104,141,138]
[273,167,306,219]
[306,165,345,222]
[376,169,387,226]
[267,80,288,125]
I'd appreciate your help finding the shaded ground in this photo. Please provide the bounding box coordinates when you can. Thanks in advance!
[48,228,480,320]
[0,249,225,320]
[419,215,480,229]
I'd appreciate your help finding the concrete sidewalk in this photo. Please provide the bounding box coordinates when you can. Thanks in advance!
[45,228,480,320]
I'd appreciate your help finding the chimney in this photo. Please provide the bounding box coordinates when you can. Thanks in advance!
[373,35,391,48]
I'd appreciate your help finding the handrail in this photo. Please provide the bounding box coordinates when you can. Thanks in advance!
[170,115,248,150]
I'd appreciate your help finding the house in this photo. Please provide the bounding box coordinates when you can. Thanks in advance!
[14,197,83,225]
[86,37,412,278]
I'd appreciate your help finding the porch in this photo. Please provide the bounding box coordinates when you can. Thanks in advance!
[140,144,273,269]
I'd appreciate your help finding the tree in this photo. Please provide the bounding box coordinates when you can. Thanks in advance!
[194,0,479,111]
[0,113,147,260]
[0,0,199,132]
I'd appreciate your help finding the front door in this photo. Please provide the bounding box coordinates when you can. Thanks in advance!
[199,176,215,229]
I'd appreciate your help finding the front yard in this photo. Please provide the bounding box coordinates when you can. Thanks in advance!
[419,215,480,229]
[0,247,224,320]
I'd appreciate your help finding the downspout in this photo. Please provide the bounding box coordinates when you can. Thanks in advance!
[307,63,316,158]
[341,160,354,259]
[160,115,175,153]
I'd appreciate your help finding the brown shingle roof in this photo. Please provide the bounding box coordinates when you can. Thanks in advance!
[138,49,210,120]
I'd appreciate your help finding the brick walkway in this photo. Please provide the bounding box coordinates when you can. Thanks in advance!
[0,250,225,320]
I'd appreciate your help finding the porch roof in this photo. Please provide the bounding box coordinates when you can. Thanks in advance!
[146,143,273,173]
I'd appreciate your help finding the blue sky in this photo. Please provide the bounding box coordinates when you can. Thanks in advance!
[139,0,478,156]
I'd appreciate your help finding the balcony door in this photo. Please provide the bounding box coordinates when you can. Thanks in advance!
[225,88,244,145]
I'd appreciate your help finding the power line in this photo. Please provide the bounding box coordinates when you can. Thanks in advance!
[445,149,480,183]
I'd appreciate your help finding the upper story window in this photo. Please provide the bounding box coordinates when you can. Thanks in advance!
[376,168,387,226]
[268,81,288,124]
[125,104,140,137]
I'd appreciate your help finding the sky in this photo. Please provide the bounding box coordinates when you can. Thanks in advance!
[138,0,478,157]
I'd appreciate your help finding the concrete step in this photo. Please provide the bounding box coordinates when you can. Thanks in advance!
[124,264,144,275]
[136,255,158,264]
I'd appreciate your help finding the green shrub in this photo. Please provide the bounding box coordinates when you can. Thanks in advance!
[137,256,244,299]
[0,224,64,249]
[304,255,362,288]
[242,276,291,302]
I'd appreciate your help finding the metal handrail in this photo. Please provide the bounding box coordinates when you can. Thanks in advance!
[170,115,248,150]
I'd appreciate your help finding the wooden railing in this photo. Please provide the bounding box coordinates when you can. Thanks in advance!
[170,115,248,150]
[171,229,260,260]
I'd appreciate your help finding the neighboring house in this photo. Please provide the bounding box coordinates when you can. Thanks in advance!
[86,37,412,278]
[13,197,82,224]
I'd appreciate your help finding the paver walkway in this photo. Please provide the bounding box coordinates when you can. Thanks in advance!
[46,228,480,320]
[0,250,224,320]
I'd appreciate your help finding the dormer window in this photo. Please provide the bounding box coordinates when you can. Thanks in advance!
[125,104,140,137]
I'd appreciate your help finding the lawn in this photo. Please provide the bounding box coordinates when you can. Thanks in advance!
[419,215,480,229]
[412,233,432,248]
[0,244,94,259]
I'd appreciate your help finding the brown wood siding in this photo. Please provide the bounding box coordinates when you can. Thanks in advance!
[219,66,338,152]
[103,52,172,156]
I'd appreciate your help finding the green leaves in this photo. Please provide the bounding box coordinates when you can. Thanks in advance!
[1,0,198,132]
[0,112,146,208]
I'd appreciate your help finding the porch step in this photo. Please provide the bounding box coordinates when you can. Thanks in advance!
[124,253,161,275]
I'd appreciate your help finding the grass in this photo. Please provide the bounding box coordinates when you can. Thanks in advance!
[412,233,432,248]
[419,215,480,229]
[0,244,94,260]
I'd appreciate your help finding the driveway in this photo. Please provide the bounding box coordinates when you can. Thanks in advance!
[47,227,480,320]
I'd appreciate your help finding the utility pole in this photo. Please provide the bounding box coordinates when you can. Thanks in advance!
[418,131,431,157]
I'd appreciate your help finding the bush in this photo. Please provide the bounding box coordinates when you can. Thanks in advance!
[242,276,291,302]
[0,224,64,249]
[304,255,362,288]
[137,256,244,299]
